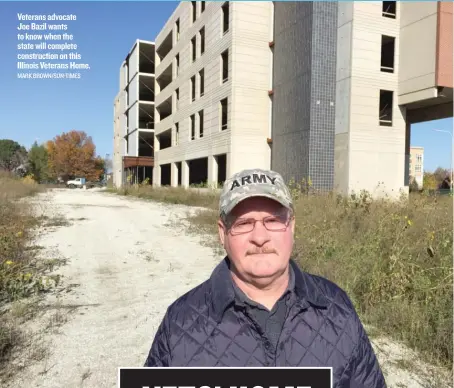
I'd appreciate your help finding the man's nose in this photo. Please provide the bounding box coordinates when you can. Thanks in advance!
[249,220,270,246]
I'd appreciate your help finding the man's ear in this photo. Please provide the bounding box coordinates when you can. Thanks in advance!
[218,219,226,246]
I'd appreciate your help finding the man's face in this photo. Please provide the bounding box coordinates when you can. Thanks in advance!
[218,196,295,283]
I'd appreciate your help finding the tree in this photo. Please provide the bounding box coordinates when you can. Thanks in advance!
[433,167,451,187]
[28,141,49,182]
[423,172,438,190]
[0,139,28,172]
[94,157,106,180]
[46,130,104,182]
[409,177,420,192]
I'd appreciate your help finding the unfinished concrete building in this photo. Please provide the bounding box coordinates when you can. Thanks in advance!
[113,39,156,187]
[114,2,452,197]
[152,1,273,188]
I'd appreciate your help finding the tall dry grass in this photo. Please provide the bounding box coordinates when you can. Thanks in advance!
[0,171,49,365]
[0,172,46,299]
[108,184,220,209]
[110,183,453,368]
[291,190,452,368]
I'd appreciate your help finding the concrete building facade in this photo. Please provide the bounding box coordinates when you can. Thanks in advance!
[333,1,408,198]
[113,1,452,197]
[152,1,273,187]
[113,90,125,188]
[271,1,452,197]
[271,2,338,191]
[333,1,452,197]
[409,146,424,188]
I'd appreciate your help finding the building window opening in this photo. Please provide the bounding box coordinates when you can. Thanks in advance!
[381,35,395,73]
[221,49,228,83]
[191,36,196,62]
[191,75,196,102]
[200,27,205,55]
[192,1,197,22]
[199,110,204,138]
[221,98,228,130]
[199,69,205,96]
[379,90,393,127]
[222,2,229,34]
[382,1,396,19]
[190,114,195,140]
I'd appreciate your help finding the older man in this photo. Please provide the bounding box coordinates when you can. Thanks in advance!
[144,169,386,388]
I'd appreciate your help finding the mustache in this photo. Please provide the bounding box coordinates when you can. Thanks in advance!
[246,247,277,255]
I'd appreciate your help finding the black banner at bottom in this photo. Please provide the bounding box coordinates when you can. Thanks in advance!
[118,367,332,388]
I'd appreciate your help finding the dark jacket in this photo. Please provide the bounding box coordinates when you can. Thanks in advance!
[144,257,386,388]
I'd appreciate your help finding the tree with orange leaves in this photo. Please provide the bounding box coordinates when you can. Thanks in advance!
[46,130,104,182]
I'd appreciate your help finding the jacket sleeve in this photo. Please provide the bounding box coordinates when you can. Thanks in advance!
[339,311,387,388]
[143,310,172,367]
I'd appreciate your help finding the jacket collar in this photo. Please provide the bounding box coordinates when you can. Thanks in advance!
[209,256,330,323]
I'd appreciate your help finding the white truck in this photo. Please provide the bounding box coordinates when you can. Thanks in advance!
[66,177,85,189]
[66,177,101,189]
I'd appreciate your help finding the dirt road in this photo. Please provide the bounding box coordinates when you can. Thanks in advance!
[4,189,450,388]
[5,188,222,388]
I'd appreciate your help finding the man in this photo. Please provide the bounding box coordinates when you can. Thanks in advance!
[144,169,386,387]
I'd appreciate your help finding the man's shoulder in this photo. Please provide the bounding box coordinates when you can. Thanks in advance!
[165,278,213,318]
[302,270,356,313]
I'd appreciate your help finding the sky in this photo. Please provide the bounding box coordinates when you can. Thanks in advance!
[0,1,178,158]
[0,1,452,173]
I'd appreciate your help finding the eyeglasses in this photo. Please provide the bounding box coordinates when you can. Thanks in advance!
[227,213,293,235]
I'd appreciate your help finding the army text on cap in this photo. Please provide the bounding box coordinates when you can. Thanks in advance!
[230,173,277,191]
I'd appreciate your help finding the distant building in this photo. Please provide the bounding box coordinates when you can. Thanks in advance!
[409,146,424,188]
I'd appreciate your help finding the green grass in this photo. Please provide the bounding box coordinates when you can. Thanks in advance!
[110,183,453,370]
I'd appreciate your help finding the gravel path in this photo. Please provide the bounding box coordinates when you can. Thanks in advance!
[3,189,450,388]
[5,188,222,388]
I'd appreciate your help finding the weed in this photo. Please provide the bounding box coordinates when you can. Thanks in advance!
[0,171,62,374]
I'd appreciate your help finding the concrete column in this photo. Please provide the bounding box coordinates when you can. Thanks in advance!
[181,161,189,188]
[171,162,179,187]
[225,152,232,179]
[155,134,160,152]
[153,165,161,187]
[153,130,160,187]
[207,155,218,188]
[404,120,411,187]
[333,133,350,196]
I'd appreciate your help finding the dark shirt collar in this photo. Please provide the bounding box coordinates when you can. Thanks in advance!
[231,263,295,308]
[209,256,329,323]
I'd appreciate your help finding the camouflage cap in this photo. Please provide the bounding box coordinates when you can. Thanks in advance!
[219,168,293,218]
